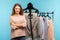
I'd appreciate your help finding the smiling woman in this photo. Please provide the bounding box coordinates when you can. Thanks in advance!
[10,3,27,40]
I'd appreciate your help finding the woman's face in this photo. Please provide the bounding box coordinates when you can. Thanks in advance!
[15,5,20,14]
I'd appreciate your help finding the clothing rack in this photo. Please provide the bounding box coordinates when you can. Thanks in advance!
[38,12,54,20]
[23,2,54,40]
[23,2,39,40]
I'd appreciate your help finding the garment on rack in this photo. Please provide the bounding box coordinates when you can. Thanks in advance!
[23,13,37,17]
[38,17,48,40]
[47,19,55,40]
[39,17,55,40]
[44,17,48,40]
[38,16,44,40]
[25,15,40,39]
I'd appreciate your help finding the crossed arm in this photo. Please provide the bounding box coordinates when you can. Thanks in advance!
[10,17,27,30]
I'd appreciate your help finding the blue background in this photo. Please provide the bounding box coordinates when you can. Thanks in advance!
[0,0,59,40]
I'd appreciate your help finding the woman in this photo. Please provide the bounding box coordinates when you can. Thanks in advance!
[10,3,27,40]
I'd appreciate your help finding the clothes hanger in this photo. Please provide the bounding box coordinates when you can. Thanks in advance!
[46,13,51,19]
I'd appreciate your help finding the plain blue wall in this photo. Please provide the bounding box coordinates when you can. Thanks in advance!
[0,0,59,40]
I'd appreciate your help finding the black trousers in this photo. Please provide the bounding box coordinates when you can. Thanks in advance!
[11,36,26,40]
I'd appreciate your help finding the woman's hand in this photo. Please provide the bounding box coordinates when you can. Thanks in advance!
[10,21,19,29]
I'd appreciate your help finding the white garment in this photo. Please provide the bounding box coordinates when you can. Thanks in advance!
[23,13,37,17]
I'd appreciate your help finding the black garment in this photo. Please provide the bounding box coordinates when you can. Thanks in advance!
[11,36,26,40]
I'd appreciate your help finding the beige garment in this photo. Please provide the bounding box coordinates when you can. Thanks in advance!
[10,15,27,39]
[48,19,55,40]
[23,13,37,17]
[25,15,39,38]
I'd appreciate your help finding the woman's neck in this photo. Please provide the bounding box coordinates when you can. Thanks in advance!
[14,13,22,16]
[15,13,20,16]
